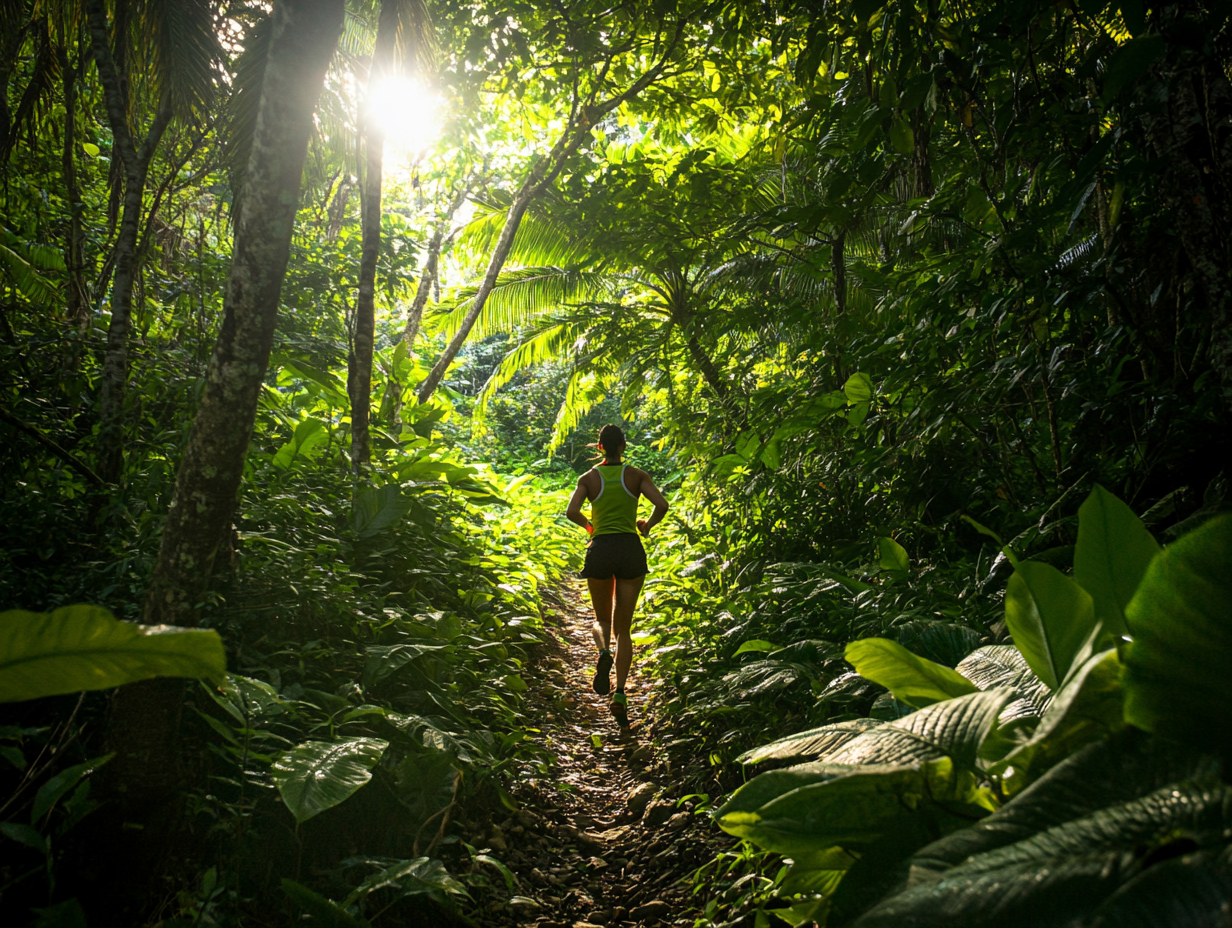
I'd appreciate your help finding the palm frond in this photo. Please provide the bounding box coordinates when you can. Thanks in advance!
[549,368,608,452]
[389,0,435,77]
[430,265,612,342]
[473,320,582,419]
[2,16,58,161]
[143,0,223,120]
[459,199,587,267]
[1,227,64,305]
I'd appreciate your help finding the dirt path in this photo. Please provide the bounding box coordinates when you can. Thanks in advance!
[471,583,728,928]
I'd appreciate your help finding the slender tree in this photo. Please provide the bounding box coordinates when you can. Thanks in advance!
[85,0,221,483]
[350,0,433,469]
[143,0,344,625]
[105,0,344,804]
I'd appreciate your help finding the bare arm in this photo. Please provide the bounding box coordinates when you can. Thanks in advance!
[636,470,670,536]
[565,476,593,533]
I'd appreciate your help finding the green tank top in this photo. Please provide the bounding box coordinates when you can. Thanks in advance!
[590,464,639,536]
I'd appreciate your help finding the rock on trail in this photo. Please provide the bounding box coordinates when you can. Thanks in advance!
[465,584,734,928]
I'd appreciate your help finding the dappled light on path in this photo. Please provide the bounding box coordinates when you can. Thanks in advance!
[472,585,730,928]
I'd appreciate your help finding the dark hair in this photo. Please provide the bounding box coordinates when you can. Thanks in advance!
[597,424,626,458]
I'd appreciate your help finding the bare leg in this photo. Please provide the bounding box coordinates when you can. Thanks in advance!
[612,575,644,692]
[587,577,615,651]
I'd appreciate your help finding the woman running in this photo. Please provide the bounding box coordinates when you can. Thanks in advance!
[565,424,669,729]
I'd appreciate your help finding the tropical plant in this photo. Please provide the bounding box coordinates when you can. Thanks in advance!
[711,489,1232,926]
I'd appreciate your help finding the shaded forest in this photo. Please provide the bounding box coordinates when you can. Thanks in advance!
[1,0,1231,925]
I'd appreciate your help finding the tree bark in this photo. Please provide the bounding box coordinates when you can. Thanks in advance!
[350,1,400,471]
[143,0,343,627]
[57,47,89,331]
[86,0,172,484]
[830,230,847,387]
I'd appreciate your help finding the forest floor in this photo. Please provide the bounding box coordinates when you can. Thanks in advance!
[468,583,731,928]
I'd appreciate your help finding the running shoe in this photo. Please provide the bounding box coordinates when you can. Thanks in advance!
[593,649,613,695]
[610,692,630,729]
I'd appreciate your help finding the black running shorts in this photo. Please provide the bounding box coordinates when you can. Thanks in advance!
[580,532,648,580]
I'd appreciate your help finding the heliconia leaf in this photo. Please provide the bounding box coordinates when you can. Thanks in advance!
[955,645,1052,721]
[1122,514,1232,756]
[845,638,979,708]
[878,537,909,574]
[737,719,885,765]
[856,731,1224,928]
[716,757,982,856]
[819,689,1013,774]
[1073,485,1160,638]
[271,738,388,823]
[1003,563,1096,691]
[994,649,1124,788]
[0,605,226,703]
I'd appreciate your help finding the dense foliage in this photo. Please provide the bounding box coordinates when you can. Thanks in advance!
[2,0,1231,925]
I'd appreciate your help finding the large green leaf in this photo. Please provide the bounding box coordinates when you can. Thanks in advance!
[1072,485,1160,638]
[995,649,1124,788]
[737,719,884,765]
[893,621,983,669]
[352,485,414,539]
[819,688,1012,773]
[272,417,327,470]
[1122,514,1232,755]
[362,643,448,688]
[715,759,980,855]
[271,738,389,823]
[341,857,466,907]
[857,729,1222,926]
[954,645,1051,723]
[908,728,1215,875]
[854,732,1228,928]
[0,605,226,703]
[845,638,978,708]
[878,537,909,574]
[1003,563,1096,690]
[857,784,1232,927]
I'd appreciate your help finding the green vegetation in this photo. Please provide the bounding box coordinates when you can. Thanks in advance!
[2,0,1231,925]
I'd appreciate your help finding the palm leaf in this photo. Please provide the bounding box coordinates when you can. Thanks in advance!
[143,0,223,120]
[430,265,611,342]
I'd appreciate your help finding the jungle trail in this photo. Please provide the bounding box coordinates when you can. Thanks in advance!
[2,0,1232,926]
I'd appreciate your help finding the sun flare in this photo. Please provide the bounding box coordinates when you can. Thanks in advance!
[368,77,439,155]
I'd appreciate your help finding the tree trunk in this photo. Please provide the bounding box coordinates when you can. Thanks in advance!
[144,0,343,627]
[113,0,341,807]
[57,48,88,331]
[86,0,172,484]
[350,1,400,471]
[831,230,847,387]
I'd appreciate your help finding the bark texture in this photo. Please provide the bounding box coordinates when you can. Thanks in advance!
[86,0,172,483]
[57,47,89,331]
[144,0,344,627]
[349,1,399,470]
